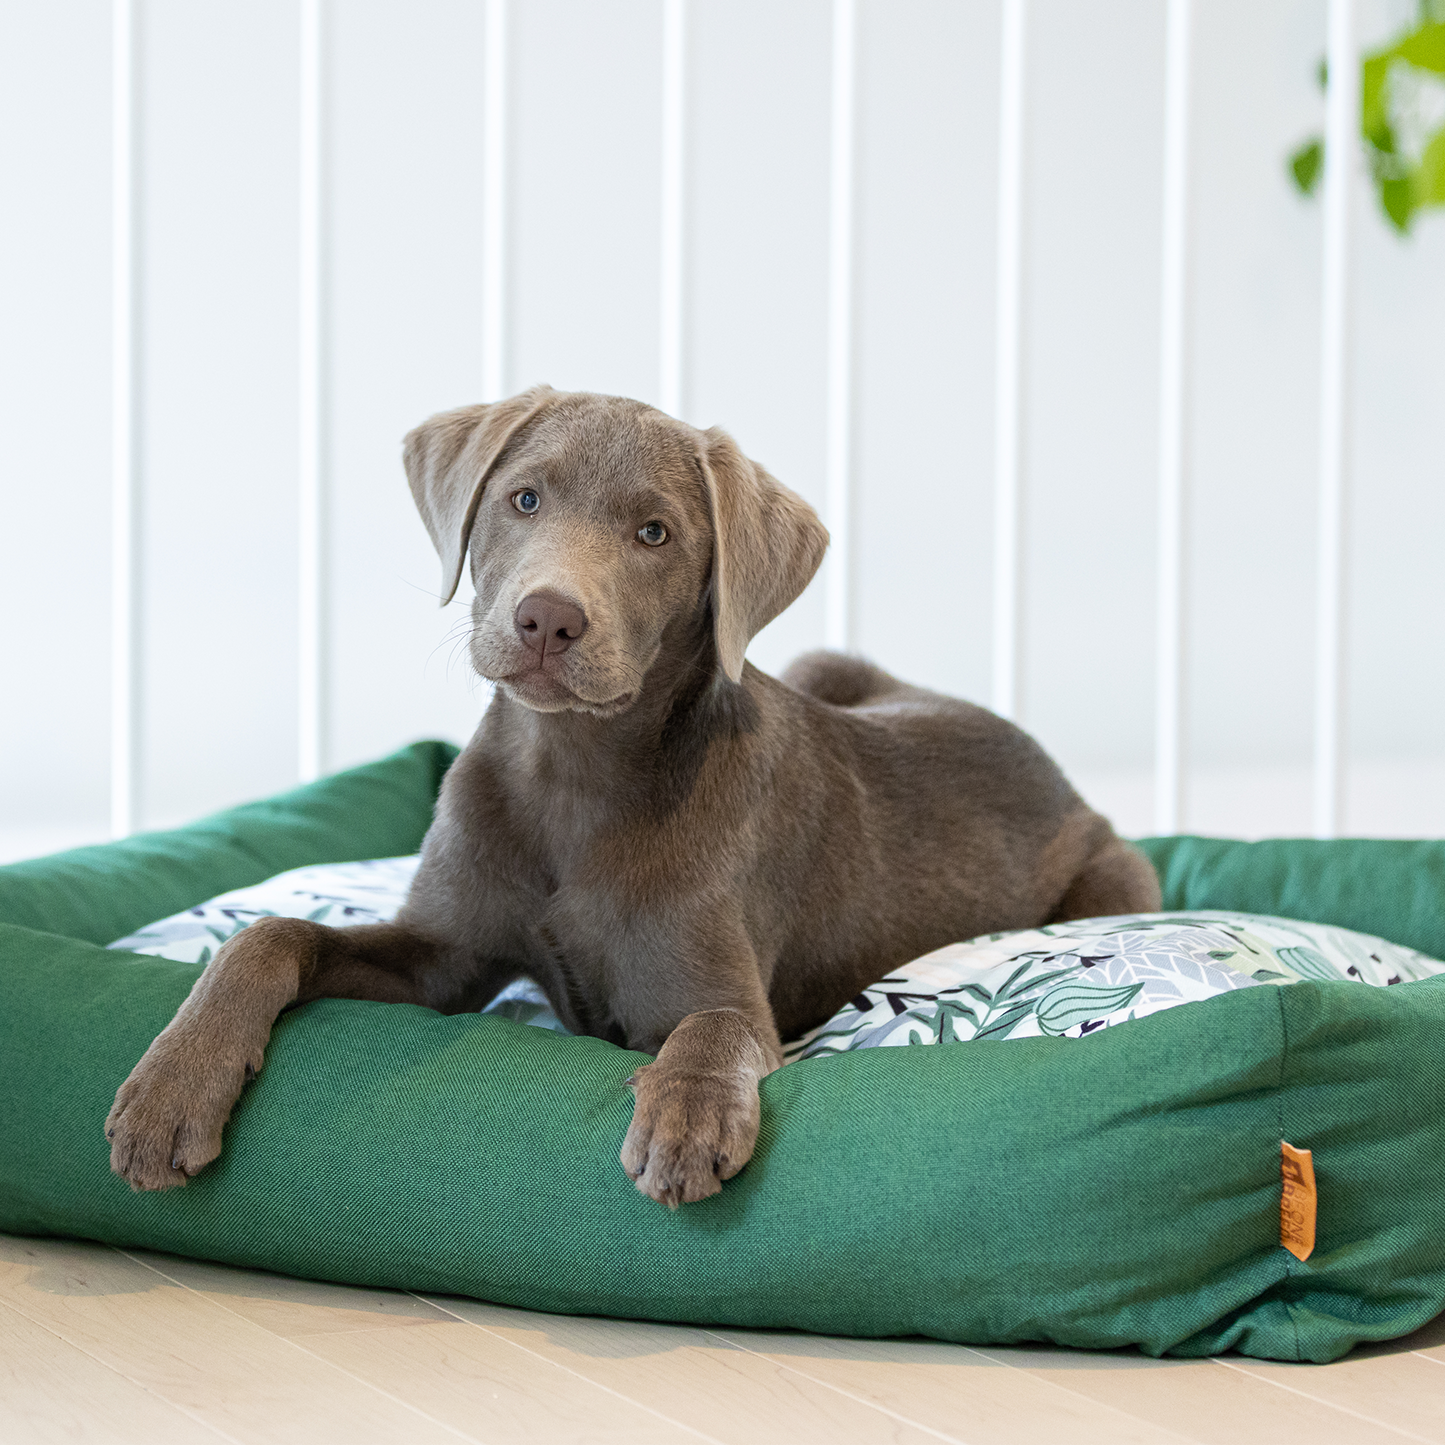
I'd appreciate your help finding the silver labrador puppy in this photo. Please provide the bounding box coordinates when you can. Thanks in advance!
[106,386,1160,1206]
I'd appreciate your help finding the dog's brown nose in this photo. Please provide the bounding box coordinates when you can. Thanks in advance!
[515,590,588,658]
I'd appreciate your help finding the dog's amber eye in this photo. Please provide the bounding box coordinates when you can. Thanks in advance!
[512,490,540,515]
[638,521,668,547]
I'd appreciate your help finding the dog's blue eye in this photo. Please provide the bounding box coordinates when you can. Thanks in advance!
[638,521,668,547]
[513,490,540,515]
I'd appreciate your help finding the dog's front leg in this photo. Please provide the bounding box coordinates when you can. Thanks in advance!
[621,1005,782,1208]
[106,919,459,1191]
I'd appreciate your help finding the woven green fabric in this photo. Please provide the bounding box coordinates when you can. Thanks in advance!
[2,921,1443,1362]
[2,750,1444,1361]
[0,741,456,946]
[1136,835,1445,962]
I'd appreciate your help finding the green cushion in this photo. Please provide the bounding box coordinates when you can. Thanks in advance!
[1137,835,1445,962]
[2,748,1444,1363]
[0,741,457,946]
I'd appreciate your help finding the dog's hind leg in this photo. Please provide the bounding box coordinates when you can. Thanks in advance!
[781,649,917,707]
[1050,835,1162,922]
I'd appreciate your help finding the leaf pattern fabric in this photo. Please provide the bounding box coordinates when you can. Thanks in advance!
[107,855,566,1032]
[109,859,1445,1060]
[782,912,1445,1061]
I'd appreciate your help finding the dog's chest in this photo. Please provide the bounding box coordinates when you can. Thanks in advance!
[499,827,683,1052]
[514,908,631,1047]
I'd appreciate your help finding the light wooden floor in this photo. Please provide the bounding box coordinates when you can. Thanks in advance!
[3,1233,1442,1445]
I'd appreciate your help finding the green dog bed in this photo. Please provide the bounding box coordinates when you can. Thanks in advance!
[3,741,1444,1364]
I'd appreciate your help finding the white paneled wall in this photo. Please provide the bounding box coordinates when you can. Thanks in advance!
[852,0,998,704]
[3,5,114,853]
[1,0,1442,861]
[136,1,303,829]
[324,0,493,773]
[688,0,834,668]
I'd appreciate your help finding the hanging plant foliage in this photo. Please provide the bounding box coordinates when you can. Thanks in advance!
[1289,3,1445,233]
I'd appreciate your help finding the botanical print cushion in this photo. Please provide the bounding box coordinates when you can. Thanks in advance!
[108,856,569,1034]
[110,859,1445,1062]
[780,912,1445,1062]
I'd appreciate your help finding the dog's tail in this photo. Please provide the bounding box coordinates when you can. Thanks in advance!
[781,650,920,709]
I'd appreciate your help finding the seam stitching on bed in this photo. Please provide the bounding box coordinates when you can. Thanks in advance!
[1274,984,1304,1362]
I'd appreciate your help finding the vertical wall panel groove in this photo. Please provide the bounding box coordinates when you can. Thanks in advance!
[482,0,508,402]
[825,0,856,653]
[991,0,1026,721]
[1154,0,1192,836]
[298,0,326,783]
[110,0,140,837]
[659,0,685,418]
[1314,0,1357,840]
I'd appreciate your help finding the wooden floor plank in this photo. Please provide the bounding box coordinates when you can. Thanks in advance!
[968,1343,1430,1445]
[120,1250,454,1339]
[0,1236,472,1445]
[304,1323,703,1445]
[1353,1312,1445,1367]
[706,1328,1197,1445]
[129,1250,704,1444]
[422,1295,952,1445]
[6,1234,1444,1445]
[1220,1353,1445,1443]
[0,1297,220,1445]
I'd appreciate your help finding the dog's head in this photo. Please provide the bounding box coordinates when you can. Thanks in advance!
[404,387,828,715]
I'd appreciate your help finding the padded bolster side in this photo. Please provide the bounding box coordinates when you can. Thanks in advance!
[1134,835,1445,962]
[0,740,458,946]
[5,923,1445,1362]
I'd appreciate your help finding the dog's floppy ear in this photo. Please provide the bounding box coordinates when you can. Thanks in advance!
[696,428,829,683]
[404,386,558,604]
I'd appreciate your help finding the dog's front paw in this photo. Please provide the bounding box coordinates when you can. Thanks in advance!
[619,1062,761,1208]
[105,1029,259,1192]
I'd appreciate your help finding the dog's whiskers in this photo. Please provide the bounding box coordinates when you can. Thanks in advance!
[428,614,477,688]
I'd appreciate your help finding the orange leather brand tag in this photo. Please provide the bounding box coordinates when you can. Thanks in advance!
[1280,1141,1317,1262]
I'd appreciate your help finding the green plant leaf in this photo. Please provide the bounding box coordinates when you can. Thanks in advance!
[1292,18,1445,230]
[1290,137,1323,194]
[1419,125,1445,201]
[1362,55,1393,144]
[1381,174,1416,230]
[1398,19,1445,73]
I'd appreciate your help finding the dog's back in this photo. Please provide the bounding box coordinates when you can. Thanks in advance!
[733,653,1157,1036]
